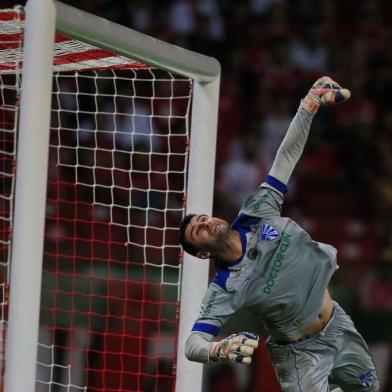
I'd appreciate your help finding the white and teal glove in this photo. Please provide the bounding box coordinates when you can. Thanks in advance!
[209,332,259,364]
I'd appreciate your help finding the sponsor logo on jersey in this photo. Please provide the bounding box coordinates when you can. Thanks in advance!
[200,290,217,317]
[245,189,272,213]
[357,370,374,387]
[260,223,279,241]
[263,233,291,294]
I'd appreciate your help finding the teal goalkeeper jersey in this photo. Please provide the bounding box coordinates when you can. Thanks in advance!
[191,176,338,341]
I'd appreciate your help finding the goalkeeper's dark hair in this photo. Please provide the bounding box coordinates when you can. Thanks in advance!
[179,213,198,256]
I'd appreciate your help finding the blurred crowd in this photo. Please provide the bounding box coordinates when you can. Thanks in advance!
[3,0,392,390]
[60,0,392,309]
[57,0,392,389]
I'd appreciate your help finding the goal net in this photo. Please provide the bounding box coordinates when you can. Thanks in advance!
[0,5,217,391]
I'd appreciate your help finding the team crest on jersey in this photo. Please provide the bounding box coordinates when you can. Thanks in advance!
[357,370,374,387]
[260,223,279,241]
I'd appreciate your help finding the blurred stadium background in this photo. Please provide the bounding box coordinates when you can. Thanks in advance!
[2,0,392,391]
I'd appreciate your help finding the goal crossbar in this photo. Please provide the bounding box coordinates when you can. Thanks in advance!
[55,1,220,82]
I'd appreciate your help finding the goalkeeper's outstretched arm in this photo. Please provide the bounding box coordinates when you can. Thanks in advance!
[265,77,350,187]
[267,104,314,187]
[185,331,259,364]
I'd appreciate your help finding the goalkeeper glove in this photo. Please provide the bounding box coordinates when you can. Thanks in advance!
[209,332,259,364]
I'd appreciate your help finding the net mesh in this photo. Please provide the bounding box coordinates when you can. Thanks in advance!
[0,8,22,388]
[1,8,191,392]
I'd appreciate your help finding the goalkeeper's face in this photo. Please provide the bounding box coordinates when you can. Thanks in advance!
[184,214,231,259]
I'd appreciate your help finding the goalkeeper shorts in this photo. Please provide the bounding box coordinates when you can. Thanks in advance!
[266,301,379,392]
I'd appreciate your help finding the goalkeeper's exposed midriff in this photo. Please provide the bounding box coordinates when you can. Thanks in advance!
[289,289,333,341]
[179,77,380,392]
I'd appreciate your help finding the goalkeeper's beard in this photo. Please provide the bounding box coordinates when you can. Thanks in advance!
[202,226,238,260]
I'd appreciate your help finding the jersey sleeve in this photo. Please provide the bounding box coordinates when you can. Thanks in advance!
[268,106,314,185]
[185,283,236,363]
[191,282,236,338]
[239,175,286,219]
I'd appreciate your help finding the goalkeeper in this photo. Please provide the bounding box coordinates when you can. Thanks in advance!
[179,77,380,391]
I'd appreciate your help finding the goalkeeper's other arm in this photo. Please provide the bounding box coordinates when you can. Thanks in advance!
[185,331,259,364]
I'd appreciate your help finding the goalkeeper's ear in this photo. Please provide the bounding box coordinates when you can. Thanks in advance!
[197,251,211,259]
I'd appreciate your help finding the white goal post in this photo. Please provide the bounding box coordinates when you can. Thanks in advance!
[3,0,220,391]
